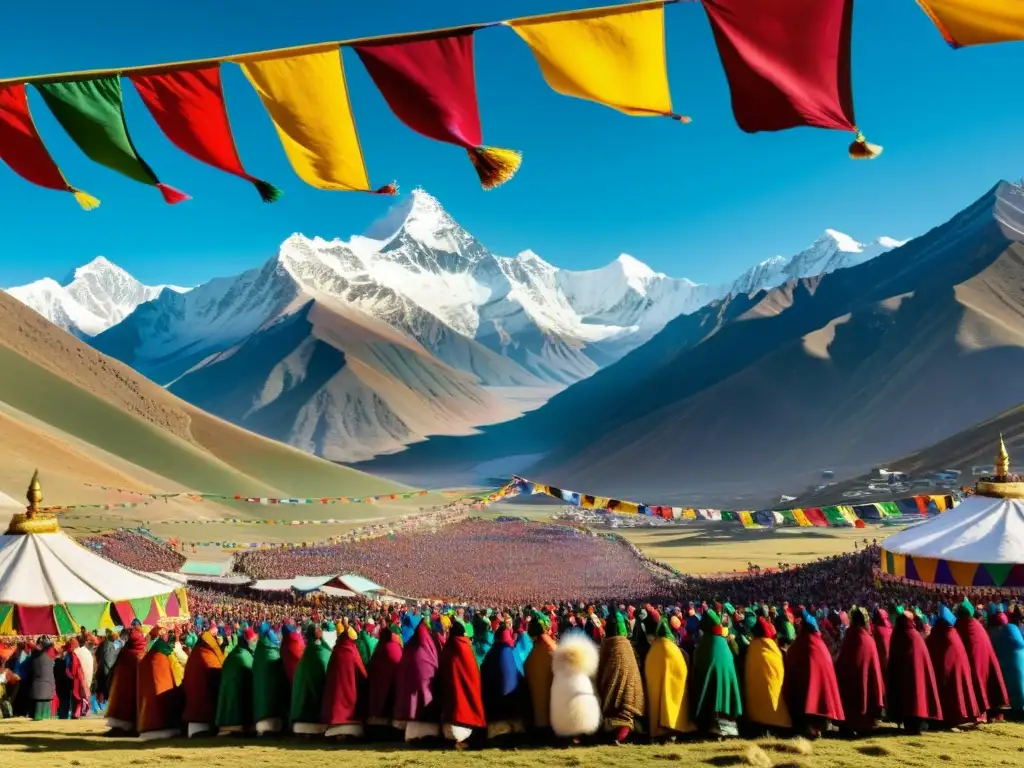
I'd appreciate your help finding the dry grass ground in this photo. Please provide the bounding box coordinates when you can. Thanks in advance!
[2,718,1024,768]
[613,523,887,575]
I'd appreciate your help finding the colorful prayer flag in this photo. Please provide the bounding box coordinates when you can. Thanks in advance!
[507,2,685,120]
[355,30,521,190]
[702,0,881,158]
[0,84,99,209]
[132,66,281,202]
[36,76,189,202]
[916,0,1024,48]
[238,47,394,194]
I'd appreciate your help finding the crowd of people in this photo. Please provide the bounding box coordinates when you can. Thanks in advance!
[81,530,186,573]
[2,592,1023,746]
[235,520,665,604]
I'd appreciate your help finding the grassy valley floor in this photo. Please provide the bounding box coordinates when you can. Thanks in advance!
[614,524,886,575]
[2,719,1023,768]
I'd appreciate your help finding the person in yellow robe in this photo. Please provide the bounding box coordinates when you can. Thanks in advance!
[743,617,791,735]
[644,618,695,741]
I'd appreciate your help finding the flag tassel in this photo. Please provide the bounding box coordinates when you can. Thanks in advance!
[468,146,522,190]
[849,130,883,160]
[253,179,283,203]
[157,183,191,204]
[373,182,399,195]
[72,190,100,210]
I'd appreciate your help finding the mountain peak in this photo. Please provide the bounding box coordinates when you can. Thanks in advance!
[820,229,863,252]
[362,186,464,251]
[63,255,131,286]
[614,253,658,280]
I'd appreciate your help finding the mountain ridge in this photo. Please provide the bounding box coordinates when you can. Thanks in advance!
[7,188,902,463]
[358,181,1024,507]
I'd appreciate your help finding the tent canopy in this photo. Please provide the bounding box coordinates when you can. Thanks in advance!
[882,495,1024,564]
[0,531,178,606]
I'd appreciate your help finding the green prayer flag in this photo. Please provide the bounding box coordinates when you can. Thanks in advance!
[54,604,77,635]
[129,596,154,623]
[66,602,107,632]
[37,76,187,203]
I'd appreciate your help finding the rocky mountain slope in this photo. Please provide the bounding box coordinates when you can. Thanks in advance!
[361,182,1024,508]
[0,288,405,519]
[8,189,900,464]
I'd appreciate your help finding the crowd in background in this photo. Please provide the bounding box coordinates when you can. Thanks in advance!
[235,520,664,604]
[81,531,186,573]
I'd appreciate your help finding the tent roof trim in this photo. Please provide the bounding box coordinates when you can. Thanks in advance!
[882,494,1024,564]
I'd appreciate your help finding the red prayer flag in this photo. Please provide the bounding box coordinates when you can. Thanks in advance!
[355,30,521,189]
[0,83,99,209]
[132,66,281,202]
[702,0,881,158]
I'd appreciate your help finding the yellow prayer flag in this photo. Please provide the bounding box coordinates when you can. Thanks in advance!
[508,2,680,118]
[917,0,1024,47]
[239,47,385,193]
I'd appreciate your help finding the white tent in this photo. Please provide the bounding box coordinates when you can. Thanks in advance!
[0,532,181,605]
[0,472,187,634]
[882,495,1024,564]
[880,437,1024,588]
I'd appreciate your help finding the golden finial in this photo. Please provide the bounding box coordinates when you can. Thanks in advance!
[996,434,1011,479]
[26,469,42,515]
[5,470,59,535]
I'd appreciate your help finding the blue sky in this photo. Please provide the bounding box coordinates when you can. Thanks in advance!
[0,1,1022,289]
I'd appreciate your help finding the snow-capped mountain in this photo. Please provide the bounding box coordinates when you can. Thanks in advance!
[730,230,908,295]
[8,188,904,463]
[5,256,188,338]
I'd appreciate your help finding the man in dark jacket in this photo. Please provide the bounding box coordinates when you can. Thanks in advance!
[95,630,120,706]
[26,638,56,721]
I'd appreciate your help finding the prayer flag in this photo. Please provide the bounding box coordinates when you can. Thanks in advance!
[507,2,686,120]
[36,76,189,202]
[916,0,1024,47]
[0,83,99,209]
[355,30,521,189]
[702,0,881,158]
[132,66,281,202]
[239,47,394,194]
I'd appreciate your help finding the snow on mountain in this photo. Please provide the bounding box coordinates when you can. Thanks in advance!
[10,188,905,463]
[5,256,188,337]
[729,231,909,295]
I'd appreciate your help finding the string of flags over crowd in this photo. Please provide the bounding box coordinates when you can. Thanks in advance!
[0,0,1016,210]
[499,476,965,530]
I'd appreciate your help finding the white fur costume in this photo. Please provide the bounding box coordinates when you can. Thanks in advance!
[549,632,602,738]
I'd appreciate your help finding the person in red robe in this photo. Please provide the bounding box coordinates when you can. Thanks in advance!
[322,629,368,740]
[926,605,980,729]
[438,619,486,749]
[281,624,306,685]
[871,609,892,677]
[366,626,404,740]
[955,600,1009,720]
[835,608,884,735]
[62,638,89,720]
[887,610,942,733]
[105,628,148,735]
[783,613,844,738]
[181,627,226,737]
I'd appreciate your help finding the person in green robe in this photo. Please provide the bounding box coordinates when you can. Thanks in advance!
[216,628,257,735]
[356,623,379,667]
[691,609,742,737]
[290,624,332,736]
[473,614,494,666]
[253,627,288,736]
